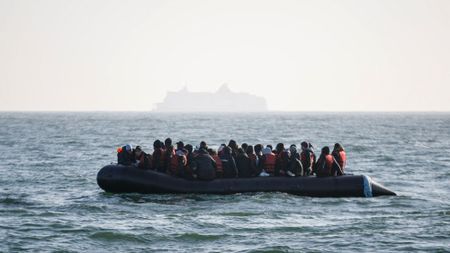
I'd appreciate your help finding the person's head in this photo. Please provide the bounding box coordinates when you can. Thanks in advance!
[254,144,262,153]
[199,148,208,154]
[237,148,245,155]
[321,146,330,155]
[153,140,162,149]
[241,143,248,152]
[246,145,254,155]
[333,143,344,152]
[125,144,133,154]
[164,138,172,147]
[176,141,184,150]
[208,148,217,156]
[185,144,193,154]
[262,147,272,155]
[134,146,142,157]
[167,145,174,152]
[266,144,273,151]
[289,144,297,154]
[228,139,237,149]
[275,143,284,153]
[301,141,308,149]
[200,141,207,149]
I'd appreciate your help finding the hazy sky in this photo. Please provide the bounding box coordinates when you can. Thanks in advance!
[1,0,449,111]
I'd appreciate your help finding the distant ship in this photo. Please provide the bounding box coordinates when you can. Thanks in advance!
[154,84,268,112]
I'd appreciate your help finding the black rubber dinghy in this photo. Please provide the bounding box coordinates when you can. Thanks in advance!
[97,165,396,197]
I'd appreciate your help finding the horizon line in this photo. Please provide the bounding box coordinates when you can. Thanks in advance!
[0,110,449,113]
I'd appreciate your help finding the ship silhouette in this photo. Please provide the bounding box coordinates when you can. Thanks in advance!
[154,84,268,112]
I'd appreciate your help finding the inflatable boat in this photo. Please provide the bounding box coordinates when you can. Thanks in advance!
[97,165,396,197]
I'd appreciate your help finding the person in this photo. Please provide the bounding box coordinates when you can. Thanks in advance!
[164,145,175,173]
[274,143,286,176]
[170,149,188,177]
[220,146,238,178]
[228,139,239,159]
[209,148,223,178]
[246,145,258,176]
[152,140,165,172]
[134,146,152,170]
[275,147,289,176]
[261,147,276,176]
[332,143,347,173]
[300,141,315,176]
[117,144,135,165]
[236,148,252,178]
[176,141,185,151]
[314,146,343,177]
[241,143,248,154]
[287,145,303,176]
[253,144,264,175]
[275,143,285,155]
[289,144,300,160]
[164,137,172,148]
[184,144,195,179]
[218,144,226,156]
[191,148,217,180]
[200,141,208,150]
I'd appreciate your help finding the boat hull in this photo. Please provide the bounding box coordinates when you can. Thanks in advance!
[97,165,396,197]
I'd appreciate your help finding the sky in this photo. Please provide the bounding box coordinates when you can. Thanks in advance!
[0,0,449,111]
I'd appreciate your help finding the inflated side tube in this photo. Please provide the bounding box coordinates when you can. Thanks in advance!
[97,165,396,197]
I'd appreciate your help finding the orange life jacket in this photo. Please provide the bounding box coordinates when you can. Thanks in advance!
[301,150,315,168]
[213,155,223,173]
[325,154,334,170]
[264,153,276,173]
[338,151,346,170]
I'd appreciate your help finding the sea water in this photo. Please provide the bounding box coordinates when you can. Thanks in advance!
[0,112,449,252]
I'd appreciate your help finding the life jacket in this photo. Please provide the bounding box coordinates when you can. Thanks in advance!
[316,154,334,177]
[264,153,276,174]
[325,154,334,170]
[301,150,315,169]
[213,155,223,174]
[337,151,346,171]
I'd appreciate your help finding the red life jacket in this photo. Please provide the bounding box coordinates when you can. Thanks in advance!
[213,155,223,173]
[264,153,276,173]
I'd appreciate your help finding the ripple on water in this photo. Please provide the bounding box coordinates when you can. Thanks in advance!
[89,231,149,243]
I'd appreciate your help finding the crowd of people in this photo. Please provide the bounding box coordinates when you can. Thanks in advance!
[116,138,347,180]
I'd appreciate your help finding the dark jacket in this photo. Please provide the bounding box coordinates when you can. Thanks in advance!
[137,152,152,170]
[236,153,253,178]
[117,147,135,165]
[192,151,217,180]
[152,148,164,172]
[288,157,303,176]
[220,153,238,178]
[314,154,343,177]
